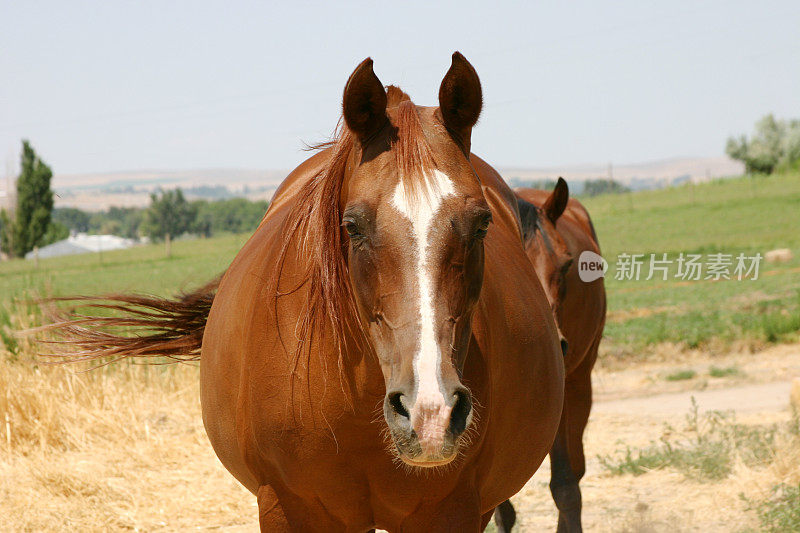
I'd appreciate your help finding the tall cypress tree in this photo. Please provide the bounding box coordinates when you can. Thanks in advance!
[2,141,55,257]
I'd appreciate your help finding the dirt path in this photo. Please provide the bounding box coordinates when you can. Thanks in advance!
[596,380,792,416]
[508,343,800,532]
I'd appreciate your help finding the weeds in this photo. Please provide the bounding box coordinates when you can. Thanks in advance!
[599,398,796,481]
[749,483,800,532]
[709,365,740,378]
[0,305,19,356]
[0,298,43,360]
[665,369,697,381]
[760,308,800,343]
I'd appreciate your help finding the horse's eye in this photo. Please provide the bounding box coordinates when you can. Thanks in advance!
[474,216,492,239]
[342,220,363,239]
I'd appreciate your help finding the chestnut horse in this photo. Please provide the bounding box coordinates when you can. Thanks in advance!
[494,179,607,533]
[43,54,564,531]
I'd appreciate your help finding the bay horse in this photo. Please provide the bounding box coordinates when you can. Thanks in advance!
[494,179,607,533]
[42,53,565,531]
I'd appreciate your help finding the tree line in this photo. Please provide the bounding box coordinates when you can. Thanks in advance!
[53,191,269,243]
[0,141,269,258]
[508,177,631,197]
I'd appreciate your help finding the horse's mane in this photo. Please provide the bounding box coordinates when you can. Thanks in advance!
[276,87,435,373]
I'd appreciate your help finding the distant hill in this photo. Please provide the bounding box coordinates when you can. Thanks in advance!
[52,168,288,211]
[49,156,744,211]
[53,168,289,190]
[500,156,744,192]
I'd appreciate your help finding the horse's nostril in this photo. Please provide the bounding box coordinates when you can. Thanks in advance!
[388,392,410,420]
[449,389,472,437]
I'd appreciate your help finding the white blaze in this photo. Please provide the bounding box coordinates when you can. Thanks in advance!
[391,169,455,409]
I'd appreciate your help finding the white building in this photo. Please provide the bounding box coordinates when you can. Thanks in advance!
[25,233,136,260]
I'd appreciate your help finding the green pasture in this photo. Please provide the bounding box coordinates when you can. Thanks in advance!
[1,171,799,359]
[581,171,800,358]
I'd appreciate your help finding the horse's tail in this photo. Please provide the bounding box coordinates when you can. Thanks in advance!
[33,276,221,365]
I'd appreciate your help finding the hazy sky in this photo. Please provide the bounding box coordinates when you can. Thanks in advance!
[2,0,799,176]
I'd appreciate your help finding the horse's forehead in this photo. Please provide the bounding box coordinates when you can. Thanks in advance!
[355,163,476,213]
[390,169,456,221]
[347,104,479,203]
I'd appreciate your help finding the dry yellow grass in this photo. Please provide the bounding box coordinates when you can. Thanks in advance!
[0,354,257,532]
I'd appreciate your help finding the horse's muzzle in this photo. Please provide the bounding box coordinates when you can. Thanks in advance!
[383,387,473,467]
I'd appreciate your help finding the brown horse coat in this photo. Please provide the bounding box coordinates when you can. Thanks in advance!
[200,158,564,530]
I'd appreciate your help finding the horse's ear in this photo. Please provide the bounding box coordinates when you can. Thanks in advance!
[438,52,482,152]
[543,177,569,223]
[342,58,388,143]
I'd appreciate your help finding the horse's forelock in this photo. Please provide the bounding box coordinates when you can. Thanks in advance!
[392,100,436,202]
[386,85,411,108]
